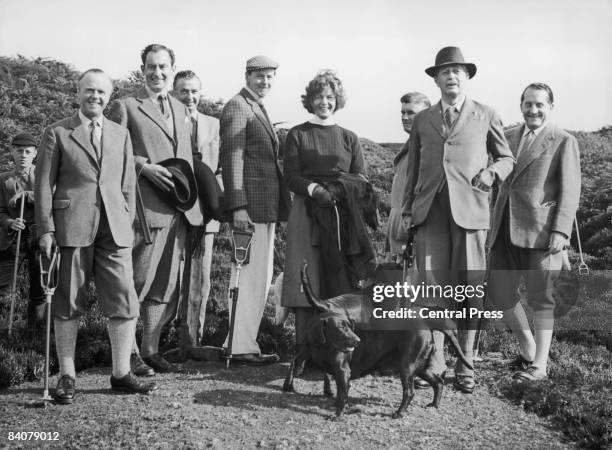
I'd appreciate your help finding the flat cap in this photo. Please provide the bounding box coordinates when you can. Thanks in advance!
[246,55,279,71]
[11,133,37,147]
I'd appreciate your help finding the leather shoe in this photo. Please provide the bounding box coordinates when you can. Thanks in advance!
[142,354,181,373]
[54,374,75,405]
[230,353,280,365]
[131,352,155,377]
[110,373,158,394]
[453,375,476,394]
[507,354,533,372]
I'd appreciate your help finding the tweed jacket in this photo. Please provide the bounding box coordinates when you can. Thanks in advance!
[35,114,136,247]
[193,112,221,233]
[0,167,36,251]
[402,98,515,230]
[108,87,203,228]
[219,88,290,223]
[490,123,581,249]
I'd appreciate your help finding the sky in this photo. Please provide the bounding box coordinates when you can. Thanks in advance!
[1,0,610,142]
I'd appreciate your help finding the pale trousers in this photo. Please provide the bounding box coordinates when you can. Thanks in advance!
[186,232,215,345]
[223,222,275,355]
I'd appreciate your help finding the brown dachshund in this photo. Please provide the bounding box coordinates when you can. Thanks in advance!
[283,262,473,419]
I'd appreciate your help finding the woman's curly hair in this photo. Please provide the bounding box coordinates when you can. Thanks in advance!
[301,69,347,114]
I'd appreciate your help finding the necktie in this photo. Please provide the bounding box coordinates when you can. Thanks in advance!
[158,95,170,119]
[518,130,535,157]
[444,106,457,129]
[89,121,101,160]
[258,101,272,125]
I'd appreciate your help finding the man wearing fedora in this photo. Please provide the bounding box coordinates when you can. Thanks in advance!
[402,46,514,393]
[109,44,203,375]
[487,83,580,382]
[35,69,157,403]
[219,55,290,364]
[172,69,221,352]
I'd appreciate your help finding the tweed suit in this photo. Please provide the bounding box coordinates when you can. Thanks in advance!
[35,113,139,319]
[107,88,204,303]
[219,87,290,355]
[488,123,581,311]
[401,97,514,376]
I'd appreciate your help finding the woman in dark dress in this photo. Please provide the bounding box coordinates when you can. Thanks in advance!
[281,70,365,345]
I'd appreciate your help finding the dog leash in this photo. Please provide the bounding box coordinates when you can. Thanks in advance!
[333,200,341,252]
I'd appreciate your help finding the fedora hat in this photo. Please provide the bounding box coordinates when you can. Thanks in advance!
[156,158,198,212]
[192,159,231,223]
[425,46,477,79]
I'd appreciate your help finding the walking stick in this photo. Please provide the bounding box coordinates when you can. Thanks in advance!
[225,229,253,368]
[8,189,26,337]
[39,247,60,406]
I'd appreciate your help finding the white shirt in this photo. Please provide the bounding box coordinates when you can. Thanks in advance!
[308,115,336,126]
[78,109,103,142]
[441,95,466,116]
[518,121,548,155]
[145,85,170,102]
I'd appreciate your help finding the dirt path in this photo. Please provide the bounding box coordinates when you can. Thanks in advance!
[0,359,570,449]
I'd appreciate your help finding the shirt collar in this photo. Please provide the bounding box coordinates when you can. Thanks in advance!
[244,86,262,103]
[523,121,548,138]
[441,95,466,113]
[308,115,336,126]
[78,109,104,128]
[13,165,33,179]
[145,85,170,102]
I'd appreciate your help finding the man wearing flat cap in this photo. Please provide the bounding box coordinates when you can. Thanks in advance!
[402,46,515,393]
[0,133,44,327]
[108,43,203,375]
[219,55,290,364]
[36,69,157,403]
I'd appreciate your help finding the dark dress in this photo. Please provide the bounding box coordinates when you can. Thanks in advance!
[281,121,364,315]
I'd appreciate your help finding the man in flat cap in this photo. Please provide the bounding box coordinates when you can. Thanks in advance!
[402,46,515,393]
[108,43,203,375]
[0,133,44,327]
[219,55,290,364]
[36,68,157,404]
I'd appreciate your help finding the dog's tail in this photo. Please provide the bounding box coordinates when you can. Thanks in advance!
[301,260,329,313]
[441,329,474,371]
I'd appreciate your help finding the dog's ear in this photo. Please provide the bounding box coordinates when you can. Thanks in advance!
[307,317,327,344]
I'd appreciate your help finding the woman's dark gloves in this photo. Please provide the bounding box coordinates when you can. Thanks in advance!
[311,185,334,206]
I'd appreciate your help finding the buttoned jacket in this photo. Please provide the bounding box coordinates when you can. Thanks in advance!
[108,88,203,228]
[402,98,515,230]
[219,88,290,222]
[490,123,581,248]
[35,114,135,247]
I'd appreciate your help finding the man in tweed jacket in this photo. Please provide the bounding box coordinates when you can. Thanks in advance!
[487,83,580,382]
[219,55,290,364]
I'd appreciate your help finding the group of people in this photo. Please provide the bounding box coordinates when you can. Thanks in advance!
[0,43,580,405]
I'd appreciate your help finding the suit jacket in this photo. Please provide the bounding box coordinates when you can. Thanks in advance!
[108,87,203,228]
[490,123,581,249]
[193,112,221,232]
[219,88,290,222]
[35,114,136,247]
[402,98,515,230]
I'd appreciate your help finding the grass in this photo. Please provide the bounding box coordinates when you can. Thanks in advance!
[480,270,612,449]
[0,195,610,448]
